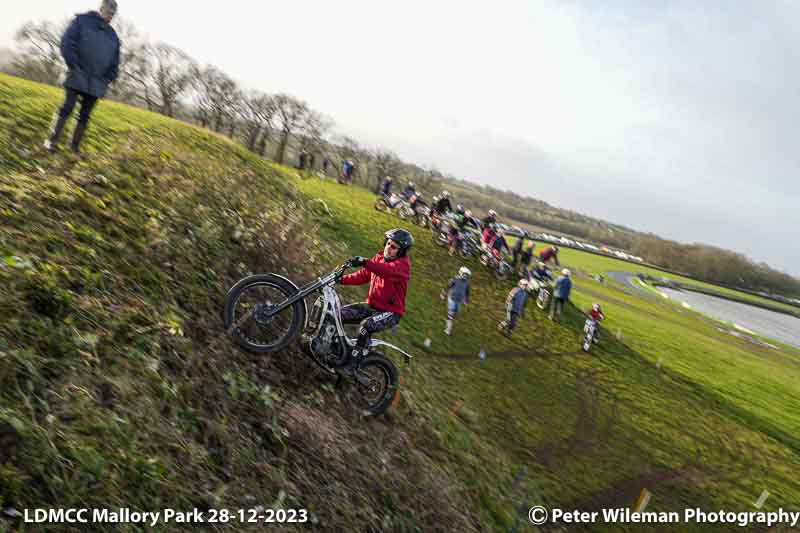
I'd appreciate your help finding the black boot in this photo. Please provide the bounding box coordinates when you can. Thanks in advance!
[337,347,365,377]
[70,122,88,154]
[43,113,69,153]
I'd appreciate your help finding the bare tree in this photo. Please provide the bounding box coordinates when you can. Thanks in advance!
[0,47,15,73]
[273,93,310,165]
[11,20,68,85]
[146,43,195,117]
[190,65,241,132]
[296,110,333,168]
[106,19,149,103]
[370,148,404,193]
[239,91,276,155]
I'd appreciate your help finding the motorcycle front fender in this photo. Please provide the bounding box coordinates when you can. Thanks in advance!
[370,339,413,363]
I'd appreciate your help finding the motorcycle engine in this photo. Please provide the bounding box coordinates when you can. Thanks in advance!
[310,316,344,365]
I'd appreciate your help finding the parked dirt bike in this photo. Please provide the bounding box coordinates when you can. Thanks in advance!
[461,231,482,258]
[396,201,415,220]
[374,193,411,217]
[429,211,448,232]
[431,214,452,247]
[535,280,553,310]
[582,319,599,352]
[479,249,512,280]
[447,229,480,258]
[223,260,412,416]
[412,204,431,228]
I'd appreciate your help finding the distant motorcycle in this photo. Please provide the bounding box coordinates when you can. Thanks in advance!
[535,280,553,310]
[461,231,482,258]
[223,260,412,416]
[582,319,598,352]
[479,248,512,280]
[374,193,409,216]
[411,204,431,228]
[431,213,453,247]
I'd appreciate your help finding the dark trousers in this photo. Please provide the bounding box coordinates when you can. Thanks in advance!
[549,297,566,321]
[506,310,520,331]
[341,303,402,350]
[59,88,98,125]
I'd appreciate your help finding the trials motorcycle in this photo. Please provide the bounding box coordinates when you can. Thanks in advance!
[223,260,412,415]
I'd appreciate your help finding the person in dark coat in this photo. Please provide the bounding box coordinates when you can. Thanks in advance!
[44,0,120,154]
[511,235,525,268]
[498,278,530,337]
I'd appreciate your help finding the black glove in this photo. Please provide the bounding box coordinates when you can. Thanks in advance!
[349,256,367,268]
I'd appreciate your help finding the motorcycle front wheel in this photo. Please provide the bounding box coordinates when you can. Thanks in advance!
[495,264,511,280]
[223,274,307,353]
[347,355,399,416]
[582,333,593,352]
[432,229,449,247]
[536,291,551,310]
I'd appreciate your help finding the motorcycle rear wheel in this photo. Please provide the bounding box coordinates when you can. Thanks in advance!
[223,274,306,353]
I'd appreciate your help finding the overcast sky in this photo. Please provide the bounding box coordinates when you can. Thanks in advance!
[2,1,797,276]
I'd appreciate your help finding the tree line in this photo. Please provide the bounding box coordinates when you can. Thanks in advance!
[2,17,798,297]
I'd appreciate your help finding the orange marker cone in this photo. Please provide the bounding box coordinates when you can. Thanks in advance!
[449,399,464,417]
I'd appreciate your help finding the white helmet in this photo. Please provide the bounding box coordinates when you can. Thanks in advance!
[562,268,571,276]
[592,303,601,311]
[409,181,415,188]
[488,210,497,217]
[465,209,473,217]
[442,190,450,197]
[459,266,471,277]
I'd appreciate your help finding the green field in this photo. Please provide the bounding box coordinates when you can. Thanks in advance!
[2,73,800,532]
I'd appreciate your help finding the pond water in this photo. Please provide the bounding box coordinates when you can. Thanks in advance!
[658,287,800,349]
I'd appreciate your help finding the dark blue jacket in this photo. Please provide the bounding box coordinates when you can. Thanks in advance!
[554,275,572,299]
[61,11,120,98]
[506,287,528,314]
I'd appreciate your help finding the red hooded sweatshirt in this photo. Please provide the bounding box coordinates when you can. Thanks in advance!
[341,252,411,315]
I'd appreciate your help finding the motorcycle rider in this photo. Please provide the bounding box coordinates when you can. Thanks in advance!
[518,241,536,275]
[381,176,393,196]
[587,303,605,342]
[481,210,498,250]
[442,266,471,336]
[539,245,560,267]
[448,204,468,255]
[409,191,427,213]
[528,261,553,285]
[491,229,510,260]
[403,181,417,200]
[433,190,453,215]
[498,278,529,337]
[464,209,481,230]
[337,228,413,375]
[481,209,498,230]
[511,235,525,269]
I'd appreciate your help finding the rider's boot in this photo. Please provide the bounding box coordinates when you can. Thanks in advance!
[337,347,365,377]
[444,319,453,336]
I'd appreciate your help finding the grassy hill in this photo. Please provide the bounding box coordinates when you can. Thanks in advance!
[2,74,800,532]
